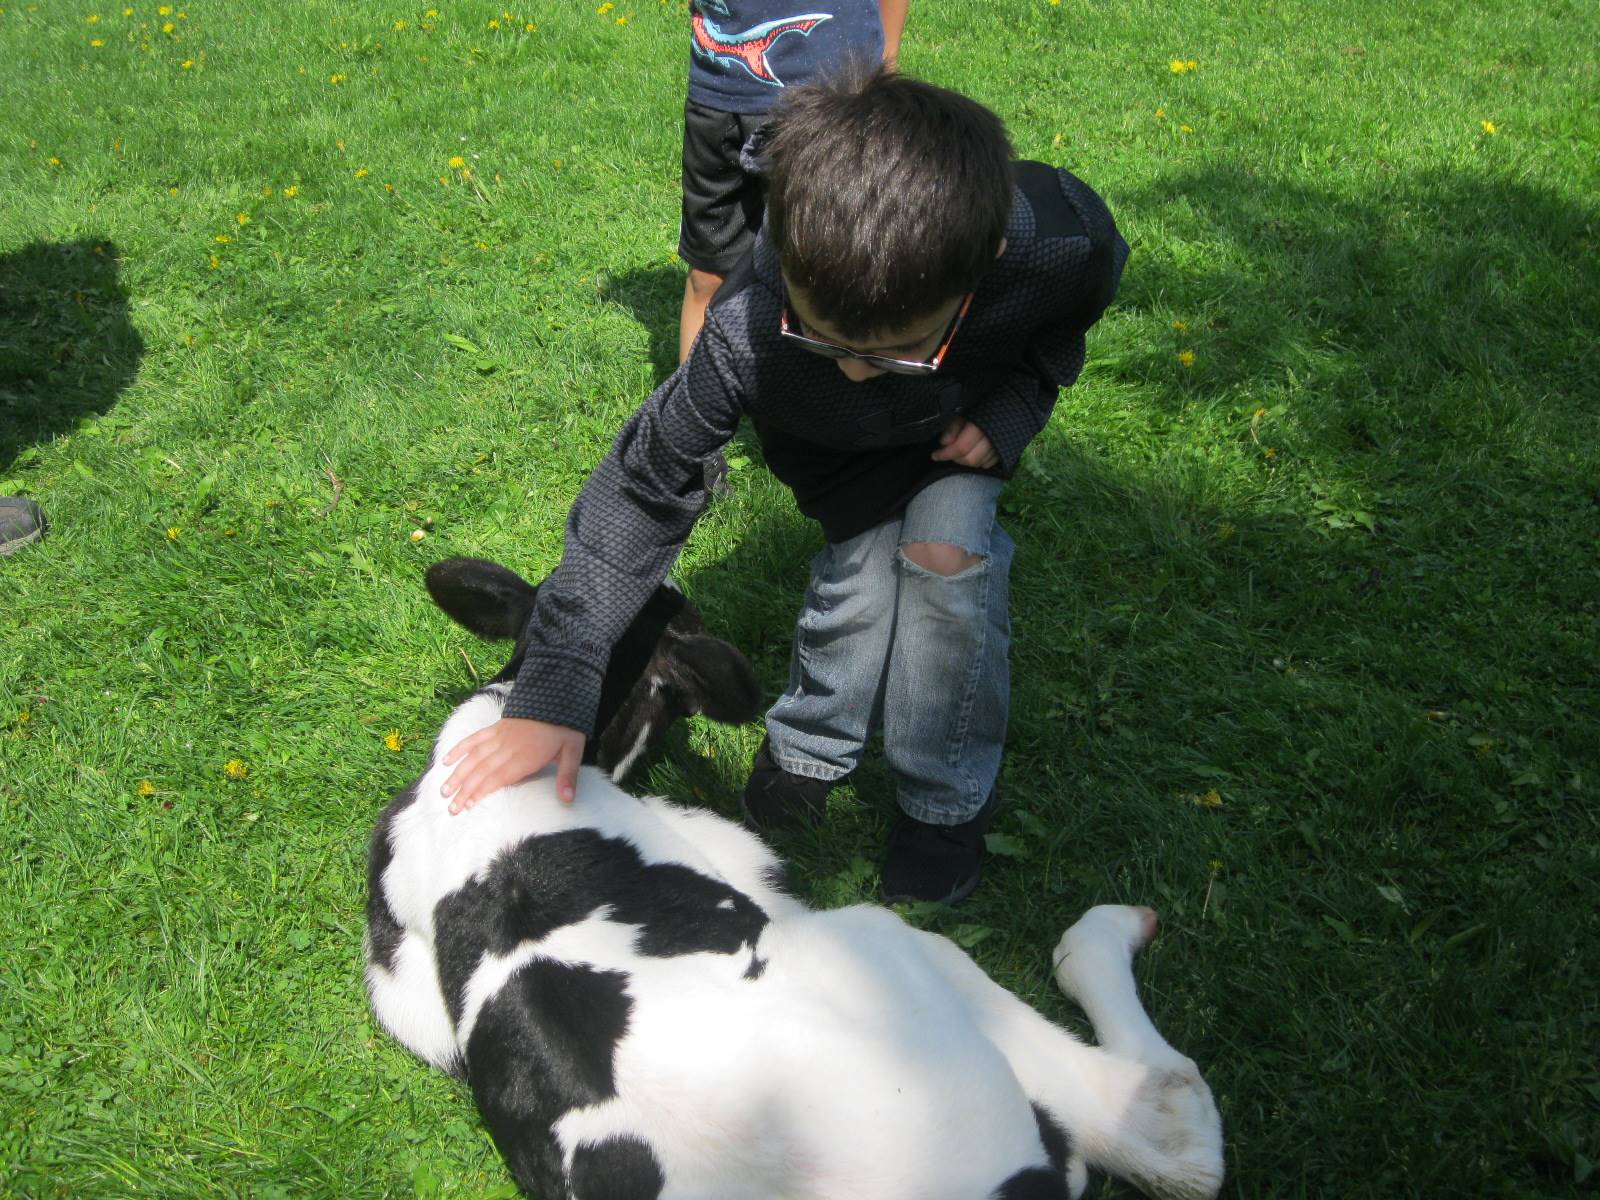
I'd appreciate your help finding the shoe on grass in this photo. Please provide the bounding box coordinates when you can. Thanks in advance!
[742,736,833,833]
[880,786,999,906]
[0,497,45,556]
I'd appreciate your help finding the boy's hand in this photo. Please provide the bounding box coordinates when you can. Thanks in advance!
[932,417,999,470]
[440,717,586,814]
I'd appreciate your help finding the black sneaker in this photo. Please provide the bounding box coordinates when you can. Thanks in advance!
[0,497,45,557]
[880,786,999,906]
[742,737,833,833]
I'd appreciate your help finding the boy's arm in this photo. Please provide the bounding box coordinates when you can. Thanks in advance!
[964,179,1130,473]
[441,321,745,810]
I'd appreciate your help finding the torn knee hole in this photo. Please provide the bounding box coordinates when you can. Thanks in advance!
[900,540,983,576]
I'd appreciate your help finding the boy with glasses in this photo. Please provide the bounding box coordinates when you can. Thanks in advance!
[443,67,1128,904]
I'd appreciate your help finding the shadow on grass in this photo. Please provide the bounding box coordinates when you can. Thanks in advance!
[596,263,684,387]
[0,237,144,473]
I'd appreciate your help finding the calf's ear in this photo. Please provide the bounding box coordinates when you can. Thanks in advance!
[424,558,539,642]
[672,635,762,725]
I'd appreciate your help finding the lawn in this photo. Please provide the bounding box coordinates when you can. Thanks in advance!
[2,0,1597,1196]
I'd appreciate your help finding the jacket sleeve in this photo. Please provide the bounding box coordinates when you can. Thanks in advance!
[502,319,745,733]
[964,173,1130,474]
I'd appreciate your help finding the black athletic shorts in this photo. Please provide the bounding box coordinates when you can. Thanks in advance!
[678,98,770,275]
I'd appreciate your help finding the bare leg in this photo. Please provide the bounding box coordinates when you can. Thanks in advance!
[679,267,724,363]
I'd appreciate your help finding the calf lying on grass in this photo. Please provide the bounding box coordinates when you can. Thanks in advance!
[366,559,1224,1199]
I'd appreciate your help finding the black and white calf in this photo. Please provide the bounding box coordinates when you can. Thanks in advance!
[366,561,1223,1200]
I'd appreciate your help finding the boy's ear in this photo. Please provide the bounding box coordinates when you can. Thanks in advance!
[424,557,539,641]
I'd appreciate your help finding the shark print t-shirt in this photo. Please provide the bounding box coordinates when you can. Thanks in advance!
[687,0,885,115]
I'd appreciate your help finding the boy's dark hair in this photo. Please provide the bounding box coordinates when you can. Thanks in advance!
[765,66,1014,340]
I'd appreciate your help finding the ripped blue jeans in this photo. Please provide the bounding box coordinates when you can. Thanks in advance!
[765,472,1012,825]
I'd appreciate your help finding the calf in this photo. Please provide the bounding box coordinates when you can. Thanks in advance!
[366,562,1223,1200]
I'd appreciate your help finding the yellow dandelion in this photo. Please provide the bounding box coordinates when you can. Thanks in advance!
[180,58,193,67]
[214,233,230,243]
[161,20,172,31]
[1172,319,1187,333]
[525,21,536,30]
[448,155,465,168]
[87,12,100,22]
[236,211,249,225]
[208,254,219,269]
[487,17,499,28]
[438,175,448,185]
[384,182,395,193]
[1049,0,1060,6]
[1187,59,1197,70]
[336,138,346,151]
[329,73,346,84]
[354,167,369,178]
[597,1,614,12]
[90,37,105,45]
[136,779,156,797]
[123,5,133,13]
[17,710,31,725]
[426,7,438,16]
[1177,350,1196,368]
[168,185,178,195]
[224,758,249,780]
[553,158,563,170]
[1265,447,1278,460]
[616,14,628,24]
[475,240,489,250]
[1169,58,1187,73]
[283,185,298,197]
[1481,120,1497,135]
[1155,107,1165,119]
[1253,407,1266,418]
[166,526,181,540]
[410,529,427,542]
[157,3,169,12]
[460,166,471,179]
[394,18,406,29]
[48,156,62,166]
[1196,789,1223,808]
[1207,858,1224,874]
[1180,124,1194,134]
[384,730,404,752]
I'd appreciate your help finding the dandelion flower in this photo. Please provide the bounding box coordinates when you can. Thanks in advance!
[1253,406,1266,418]
[394,18,406,29]
[91,37,105,45]
[597,1,614,12]
[1172,319,1187,333]
[236,211,249,226]
[283,185,299,197]
[384,182,395,193]
[1481,120,1497,135]
[525,22,536,30]
[1265,447,1278,460]
[1155,107,1165,119]
[162,20,173,32]
[426,8,439,17]
[158,3,169,12]
[1169,59,1186,73]
[136,780,156,797]
[168,185,178,195]
[354,167,369,178]
[180,58,193,67]
[123,5,133,13]
[1207,858,1224,874]
[87,12,101,22]
[166,526,181,540]
[18,710,32,725]
[448,155,465,168]
[329,73,346,84]
[460,167,472,179]
[487,18,499,28]
[224,758,249,780]
[617,15,628,24]
[48,156,62,166]
[336,138,346,151]
[214,233,231,243]
[384,730,404,751]
[1177,350,1195,368]
[209,254,219,269]
[1197,789,1223,808]
[1180,124,1194,134]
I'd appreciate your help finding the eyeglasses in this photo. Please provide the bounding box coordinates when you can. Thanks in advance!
[780,292,973,377]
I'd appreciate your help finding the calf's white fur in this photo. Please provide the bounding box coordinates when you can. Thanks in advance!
[366,562,1223,1199]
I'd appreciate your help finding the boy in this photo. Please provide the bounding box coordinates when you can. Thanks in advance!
[678,0,909,363]
[443,68,1128,904]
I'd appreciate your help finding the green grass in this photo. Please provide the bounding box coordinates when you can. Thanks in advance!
[3,0,1597,1196]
